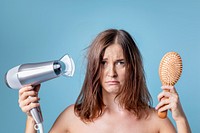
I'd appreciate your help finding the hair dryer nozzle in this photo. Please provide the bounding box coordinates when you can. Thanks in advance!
[60,54,75,77]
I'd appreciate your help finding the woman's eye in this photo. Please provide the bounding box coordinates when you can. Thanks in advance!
[101,61,107,67]
[116,61,125,65]
[101,61,106,65]
[115,61,125,68]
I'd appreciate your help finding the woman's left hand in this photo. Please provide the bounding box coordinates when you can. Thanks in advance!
[155,86,186,121]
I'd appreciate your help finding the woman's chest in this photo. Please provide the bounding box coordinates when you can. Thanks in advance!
[70,115,159,133]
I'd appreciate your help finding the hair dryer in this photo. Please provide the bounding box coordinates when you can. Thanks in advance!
[5,54,75,133]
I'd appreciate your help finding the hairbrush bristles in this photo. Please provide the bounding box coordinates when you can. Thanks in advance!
[158,52,183,119]
[159,52,182,86]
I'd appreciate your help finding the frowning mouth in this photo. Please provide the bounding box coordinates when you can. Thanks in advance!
[105,81,120,85]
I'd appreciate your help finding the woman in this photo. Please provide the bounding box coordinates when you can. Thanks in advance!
[19,29,191,133]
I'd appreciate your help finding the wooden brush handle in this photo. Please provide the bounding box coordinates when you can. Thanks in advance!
[158,110,168,119]
[158,89,169,119]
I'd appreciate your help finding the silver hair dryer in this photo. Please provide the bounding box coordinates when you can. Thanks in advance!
[5,54,75,132]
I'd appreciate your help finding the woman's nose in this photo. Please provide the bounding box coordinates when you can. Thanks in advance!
[107,65,117,77]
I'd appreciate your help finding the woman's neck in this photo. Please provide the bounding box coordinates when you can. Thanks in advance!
[102,91,124,113]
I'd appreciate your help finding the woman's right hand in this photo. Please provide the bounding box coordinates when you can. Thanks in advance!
[18,84,41,116]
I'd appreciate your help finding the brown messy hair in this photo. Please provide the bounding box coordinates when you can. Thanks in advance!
[74,29,152,122]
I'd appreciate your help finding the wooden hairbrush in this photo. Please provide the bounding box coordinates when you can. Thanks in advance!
[158,52,183,119]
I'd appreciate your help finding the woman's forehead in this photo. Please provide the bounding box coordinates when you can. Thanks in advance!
[103,44,124,59]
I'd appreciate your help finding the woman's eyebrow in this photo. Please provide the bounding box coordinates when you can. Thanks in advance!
[102,58,108,61]
[115,59,125,62]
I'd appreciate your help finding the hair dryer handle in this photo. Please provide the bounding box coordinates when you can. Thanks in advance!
[30,106,43,124]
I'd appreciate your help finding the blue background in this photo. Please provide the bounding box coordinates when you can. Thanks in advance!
[0,0,199,132]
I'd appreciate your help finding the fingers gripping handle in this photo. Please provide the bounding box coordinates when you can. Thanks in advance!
[28,92,43,125]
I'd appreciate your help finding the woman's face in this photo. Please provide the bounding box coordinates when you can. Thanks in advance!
[100,43,126,95]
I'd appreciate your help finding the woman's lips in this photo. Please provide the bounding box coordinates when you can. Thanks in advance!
[106,81,120,85]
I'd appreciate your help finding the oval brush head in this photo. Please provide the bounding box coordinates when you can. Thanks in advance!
[158,52,183,118]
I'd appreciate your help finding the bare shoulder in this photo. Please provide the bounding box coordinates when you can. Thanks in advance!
[147,108,176,133]
[49,104,80,133]
[60,104,76,119]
